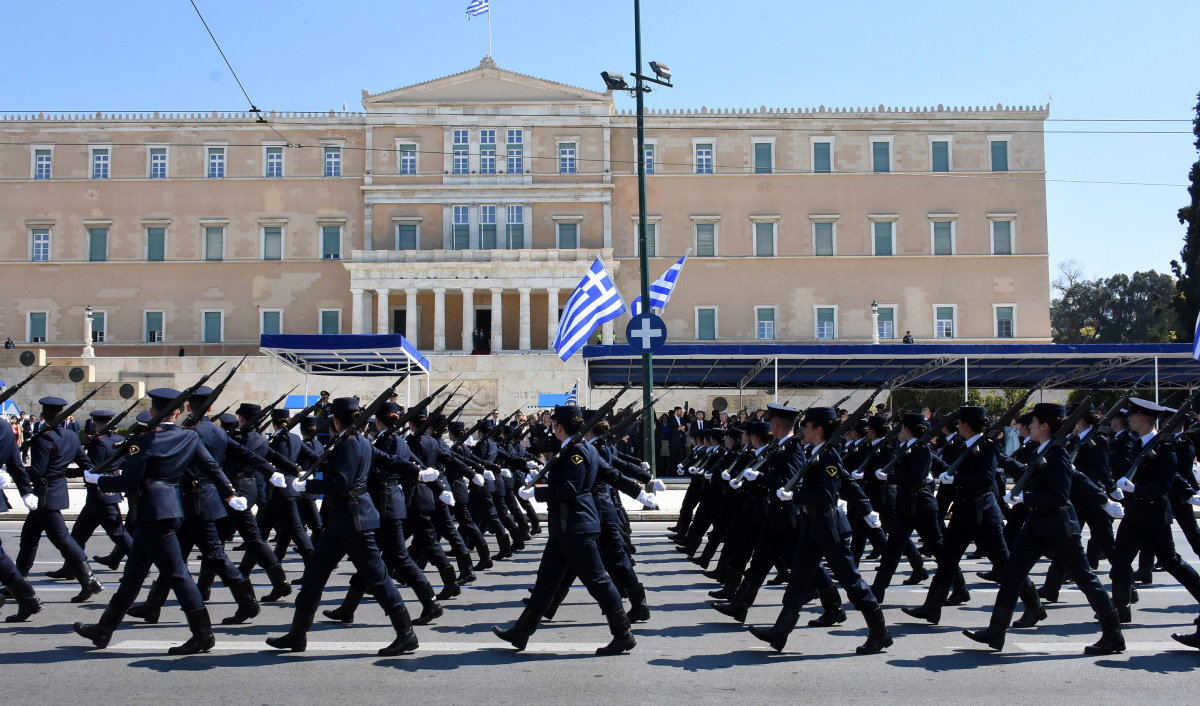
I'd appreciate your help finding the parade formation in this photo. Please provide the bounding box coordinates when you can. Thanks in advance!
[3,359,1200,663]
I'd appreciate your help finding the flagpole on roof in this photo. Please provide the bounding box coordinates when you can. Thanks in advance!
[488,4,493,57]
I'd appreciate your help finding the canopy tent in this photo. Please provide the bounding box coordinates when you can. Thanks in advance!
[259,334,430,378]
[582,343,1200,392]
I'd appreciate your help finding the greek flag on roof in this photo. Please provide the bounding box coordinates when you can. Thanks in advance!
[554,257,626,361]
[565,383,578,405]
[465,0,489,17]
[632,252,689,316]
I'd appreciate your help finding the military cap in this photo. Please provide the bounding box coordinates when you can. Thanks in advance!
[89,409,115,419]
[900,412,926,431]
[38,395,68,408]
[236,403,261,418]
[1017,413,1034,427]
[710,428,727,442]
[146,388,181,406]
[135,410,155,424]
[958,406,987,423]
[218,413,238,425]
[744,420,771,438]
[551,405,582,423]
[449,421,466,433]
[1126,398,1167,418]
[270,409,291,421]
[766,403,801,421]
[187,386,214,403]
[1032,402,1067,420]
[803,407,838,423]
[867,415,890,434]
[379,402,401,416]
[330,397,359,414]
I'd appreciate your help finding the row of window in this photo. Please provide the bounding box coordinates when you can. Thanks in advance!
[693,136,1009,175]
[29,144,344,181]
[638,216,1017,258]
[28,223,344,262]
[24,307,343,345]
[695,304,1017,341]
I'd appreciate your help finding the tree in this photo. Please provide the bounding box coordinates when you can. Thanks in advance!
[1050,262,1177,344]
[1171,92,1200,341]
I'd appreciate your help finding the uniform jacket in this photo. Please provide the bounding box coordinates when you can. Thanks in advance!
[84,434,124,505]
[28,424,92,511]
[305,431,380,535]
[534,439,601,537]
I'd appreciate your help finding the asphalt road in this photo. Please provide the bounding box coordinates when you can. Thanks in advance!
[2,520,1198,705]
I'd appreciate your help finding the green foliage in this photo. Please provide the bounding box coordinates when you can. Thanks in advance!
[1171,92,1200,342]
[1051,263,1178,343]
[888,389,1025,418]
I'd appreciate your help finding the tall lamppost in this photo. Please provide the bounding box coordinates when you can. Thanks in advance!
[871,299,880,345]
[601,0,672,475]
[82,305,95,358]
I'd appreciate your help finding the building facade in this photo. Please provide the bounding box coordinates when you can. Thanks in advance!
[0,57,1051,365]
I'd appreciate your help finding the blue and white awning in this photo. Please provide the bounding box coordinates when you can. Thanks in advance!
[259,334,430,378]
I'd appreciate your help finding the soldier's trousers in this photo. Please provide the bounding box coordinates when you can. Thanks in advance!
[223,506,284,571]
[781,520,877,614]
[1109,505,1200,609]
[872,503,943,598]
[526,534,623,617]
[989,522,1114,628]
[177,515,245,588]
[350,517,430,592]
[17,506,87,575]
[295,529,404,616]
[108,519,204,615]
[407,511,455,572]
[71,498,132,558]
[268,493,314,560]
[430,502,470,556]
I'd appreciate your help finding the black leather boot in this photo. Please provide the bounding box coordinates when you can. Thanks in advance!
[711,582,759,624]
[73,604,125,648]
[128,580,170,624]
[168,608,216,655]
[323,583,365,623]
[436,565,461,600]
[71,564,104,603]
[492,606,541,651]
[495,533,514,561]
[456,554,477,585]
[944,571,970,606]
[901,582,945,625]
[1011,582,1047,628]
[1085,609,1126,655]
[902,566,929,586]
[1171,625,1200,649]
[3,579,43,623]
[808,586,847,627]
[542,585,571,621]
[261,562,292,602]
[626,583,650,623]
[856,607,894,654]
[221,579,261,625]
[749,607,801,652]
[46,564,73,580]
[1111,581,1133,623]
[379,605,420,656]
[266,610,315,652]
[596,608,636,655]
[474,539,493,571]
[196,561,215,602]
[93,552,122,571]
[412,581,444,626]
[962,624,1006,650]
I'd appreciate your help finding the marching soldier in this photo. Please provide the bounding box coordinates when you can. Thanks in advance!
[0,410,42,622]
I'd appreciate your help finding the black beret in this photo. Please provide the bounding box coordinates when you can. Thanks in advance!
[331,397,359,414]
[270,409,290,421]
[236,403,261,418]
[958,406,987,423]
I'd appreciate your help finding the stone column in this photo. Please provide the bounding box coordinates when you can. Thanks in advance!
[546,287,560,351]
[518,287,531,351]
[461,287,475,352]
[602,320,615,345]
[433,287,446,351]
[490,287,503,352]
[404,288,418,345]
[376,288,390,334]
[350,288,365,334]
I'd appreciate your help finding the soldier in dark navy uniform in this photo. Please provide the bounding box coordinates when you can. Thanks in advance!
[266,397,420,656]
[748,406,893,655]
[265,409,317,564]
[46,409,132,578]
[17,396,104,603]
[492,404,636,655]
[0,414,43,622]
[296,415,325,545]
[404,408,475,594]
[73,389,247,654]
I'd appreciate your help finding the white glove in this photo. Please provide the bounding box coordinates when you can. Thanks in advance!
[1104,499,1126,518]
[721,471,731,481]
[472,473,485,486]
[703,473,712,480]
[636,491,657,507]
[641,462,651,471]
[1116,476,1136,493]
[519,485,536,500]
[439,490,455,505]
[866,511,882,529]
[291,478,307,493]
[688,467,700,475]
[22,494,38,511]
[730,478,744,490]
[1004,491,1023,505]
[269,472,286,488]
[743,469,760,482]
[1189,494,1200,507]
[875,469,889,481]
[500,468,512,478]
[227,496,249,511]
[1109,488,1124,501]
[851,470,864,481]
[775,488,794,503]
[650,479,665,493]
[676,465,685,476]
[0,471,11,488]
[83,471,101,485]
[938,472,954,486]
[419,468,440,482]
[837,499,848,514]
[483,469,496,481]
[524,473,535,485]
[526,460,539,469]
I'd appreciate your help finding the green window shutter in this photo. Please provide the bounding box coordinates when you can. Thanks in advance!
[205,227,223,261]
[878,307,894,324]
[504,223,524,249]
[695,223,716,257]
[147,228,165,261]
[396,224,417,250]
[262,311,281,335]
[816,307,835,339]
[814,222,834,256]
[872,142,890,173]
[320,311,340,335]
[88,228,107,261]
[263,227,282,260]
[481,224,497,250]
[202,312,222,343]
[639,222,656,258]
[697,309,716,340]
[754,143,773,174]
[817,308,834,324]
[29,312,47,342]
[993,221,1012,254]
[754,222,774,257]
[933,222,953,255]
[996,307,1014,338]
[558,223,578,249]
[873,222,893,256]
[813,143,831,173]
[932,141,949,172]
[321,226,341,259]
[991,141,1009,171]
[90,311,105,342]
[145,312,164,342]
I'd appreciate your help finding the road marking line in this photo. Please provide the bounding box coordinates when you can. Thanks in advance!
[109,640,599,653]
[1012,641,1183,653]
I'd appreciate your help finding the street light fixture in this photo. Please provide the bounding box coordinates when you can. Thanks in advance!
[870,299,880,345]
[82,304,95,358]
[601,72,629,91]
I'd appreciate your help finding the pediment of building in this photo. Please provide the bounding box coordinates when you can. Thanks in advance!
[363,57,613,109]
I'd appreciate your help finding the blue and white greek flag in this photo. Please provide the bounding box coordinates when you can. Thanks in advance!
[554,257,626,361]
[631,253,688,316]
[565,383,578,405]
[465,0,489,18]
[1193,312,1200,361]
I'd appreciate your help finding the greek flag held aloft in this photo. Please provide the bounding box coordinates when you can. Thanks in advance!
[631,252,689,316]
[554,258,626,361]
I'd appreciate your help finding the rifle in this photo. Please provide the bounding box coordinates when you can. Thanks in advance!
[482,407,522,440]
[778,381,891,492]
[0,364,49,408]
[598,396,664,444]
[1008,385,1113,497]
[938,377,1062,481]
[210,403,235,422]
[433,390,479,437]
[182,355,245,427]
[93,396,145,438]
[21,381,111,452]
[832,392,854,410]
[297,374,409,482]
[1094,375,1147,433]
[523,385,631,489]
[874,409,964,478]
[853,423,902,476]
[235,385,298,436]
[1117,389,1200,484]
[92,364,226,475]
[450,416,489,451]
[408,383,464,439]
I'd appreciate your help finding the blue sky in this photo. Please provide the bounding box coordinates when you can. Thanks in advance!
[7,0,1197,284]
